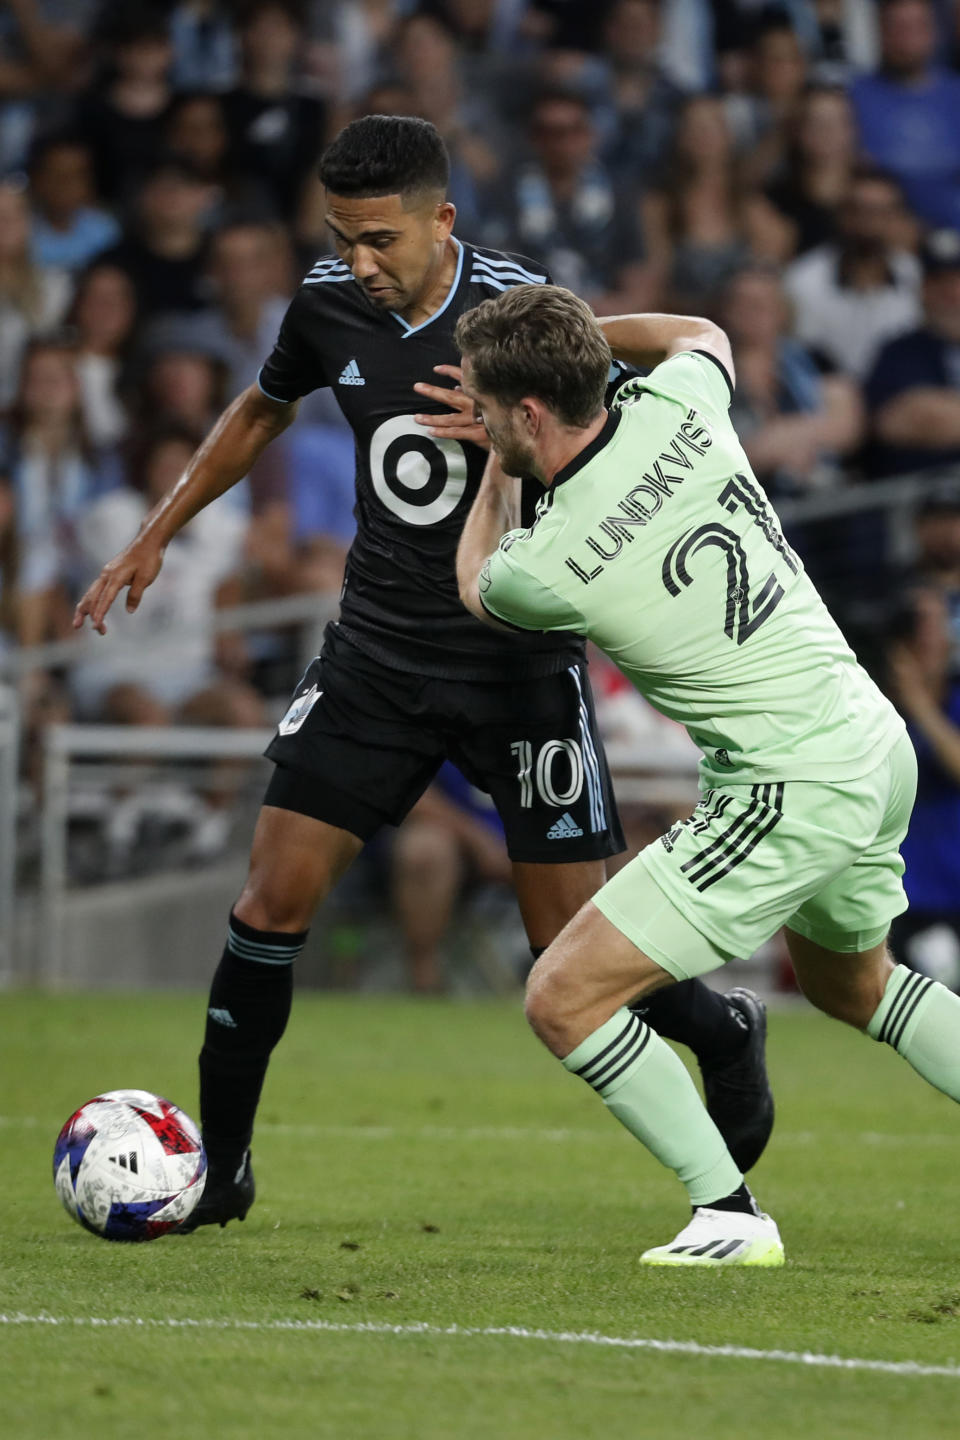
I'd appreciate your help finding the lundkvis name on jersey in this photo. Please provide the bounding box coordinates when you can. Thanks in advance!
[564,414,711,586]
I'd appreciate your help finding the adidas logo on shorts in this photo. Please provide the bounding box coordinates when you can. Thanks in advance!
[338,358,365,386]
[546,812,584,840]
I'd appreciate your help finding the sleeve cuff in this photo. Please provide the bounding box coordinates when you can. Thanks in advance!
[257,368,296,404]
[478,592,532,633]
[691,348,735,401]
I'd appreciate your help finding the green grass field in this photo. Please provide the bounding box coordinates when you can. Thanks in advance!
[2,991,960,1439]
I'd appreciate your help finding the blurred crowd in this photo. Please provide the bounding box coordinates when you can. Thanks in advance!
[6,0,960,985]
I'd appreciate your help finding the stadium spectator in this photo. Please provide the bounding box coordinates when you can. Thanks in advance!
[164,92,276,222]
[133,330,260,520]
[0,0,91,121]
[725,12,809,187]
[886,586,960,990]
[68,262,139,451]
[642,94,789,311]
[721,263,863,495]
[0,181,72,409]
[168,1,238,93]
[135,336,227,440]
[71,423,253,721]
[866,228,960,478]
[784,168,921,380]
[391,14,500,229]
[319,0,399,106]
[802,0,880,83]
[186,222,291,399]
[0,472,18,667]
[223,0,328,222]
[283,422,356,595]
[27,134,120,273]
[908,489,960,665]
[390,761,511,994]
[4,336,101,645]
[75,2,174,204]
[97,158,215,317]
[594,0,683,187]
[480,88,653,313]
[850,0,960,230]
[763,85,860,257]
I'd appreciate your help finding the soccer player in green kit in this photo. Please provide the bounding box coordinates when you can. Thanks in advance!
[453,284,960,1266]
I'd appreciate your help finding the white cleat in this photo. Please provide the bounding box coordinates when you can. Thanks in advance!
[640,1206,785,1267]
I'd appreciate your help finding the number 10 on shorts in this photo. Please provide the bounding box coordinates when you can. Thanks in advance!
[510,739,585,808]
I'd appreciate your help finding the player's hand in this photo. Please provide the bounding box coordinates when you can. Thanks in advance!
[413,364,490,449]
[73,536,166,635]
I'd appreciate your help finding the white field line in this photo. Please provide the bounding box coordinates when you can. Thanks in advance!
[2,1115,954,1147]
[0,1312,958,1379]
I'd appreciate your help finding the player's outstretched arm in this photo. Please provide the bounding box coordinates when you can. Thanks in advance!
[74,385,298,635]
[456,452,519,628]
[599,313,735,387]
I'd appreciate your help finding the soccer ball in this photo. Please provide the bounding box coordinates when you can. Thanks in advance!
[53,1089,206,1241]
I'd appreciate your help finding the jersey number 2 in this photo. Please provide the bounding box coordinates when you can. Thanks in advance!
[661,474,799,646]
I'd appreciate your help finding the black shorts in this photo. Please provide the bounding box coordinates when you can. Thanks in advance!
[264,624,625,864]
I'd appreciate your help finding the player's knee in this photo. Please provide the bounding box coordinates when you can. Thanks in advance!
[524,959,583,1057]
[233,879,317,934]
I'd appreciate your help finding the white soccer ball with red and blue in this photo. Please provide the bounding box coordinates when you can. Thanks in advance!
[53,1089,206,1241]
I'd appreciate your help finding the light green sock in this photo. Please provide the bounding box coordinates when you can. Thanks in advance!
[562,1007,743,1207]
[868,963,960,1100]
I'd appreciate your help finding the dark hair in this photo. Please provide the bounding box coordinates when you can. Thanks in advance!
[530,87,592,123]
[455,284,610,429]
[27,131,91,174]
[846,163,904,200]
[164,89,227,125]
[95,1,169,48]
[128,421,203,495]
[237,0,307,27]
[318,115,449,200]
[9,333,93,461]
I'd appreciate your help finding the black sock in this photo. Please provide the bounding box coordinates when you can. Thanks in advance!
[697,1182,758,1217]
[633,979,748,1064]
[198,913,307,1158]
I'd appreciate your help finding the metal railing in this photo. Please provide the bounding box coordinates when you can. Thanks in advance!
[1,591,339,681]
[40,723,274,985]
[35,726,699,985]
[0,684,19,985]
[15,463,958,983]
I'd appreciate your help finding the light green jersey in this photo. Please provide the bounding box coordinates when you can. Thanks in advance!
[480,350,903,786]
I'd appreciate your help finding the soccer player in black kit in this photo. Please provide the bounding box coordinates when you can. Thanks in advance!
[75,115,773,1229]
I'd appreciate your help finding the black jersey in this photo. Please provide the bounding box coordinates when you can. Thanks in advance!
[258,238,586,681]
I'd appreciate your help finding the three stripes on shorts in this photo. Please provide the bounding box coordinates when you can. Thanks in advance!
[681,782,785,892]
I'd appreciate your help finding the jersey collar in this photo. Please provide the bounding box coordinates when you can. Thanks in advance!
[389,236,465,339]
[551,408,622,488]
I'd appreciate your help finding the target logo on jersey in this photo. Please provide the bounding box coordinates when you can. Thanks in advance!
[52,1089,206,1241]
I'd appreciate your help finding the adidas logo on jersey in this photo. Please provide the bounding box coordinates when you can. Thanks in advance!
[546,812,584,840]
[338,358,365,386]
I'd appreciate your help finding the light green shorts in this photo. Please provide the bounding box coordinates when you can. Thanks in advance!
[593,730,918,981]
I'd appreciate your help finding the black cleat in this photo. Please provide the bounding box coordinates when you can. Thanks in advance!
[699,988,774,1174]
[176,1149,255,1233]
